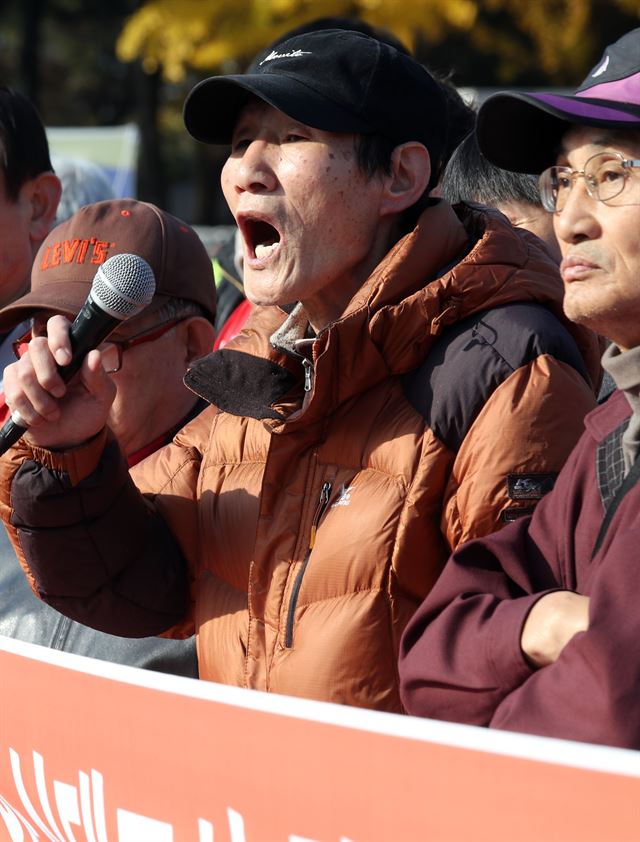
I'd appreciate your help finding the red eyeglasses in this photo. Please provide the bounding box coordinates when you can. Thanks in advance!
[13,318,183,374]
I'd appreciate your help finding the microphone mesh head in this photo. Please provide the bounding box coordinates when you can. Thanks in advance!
[91,253,156,320]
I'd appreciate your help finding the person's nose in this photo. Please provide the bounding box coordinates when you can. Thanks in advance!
[553,178,601,247]
[232,140,278,195]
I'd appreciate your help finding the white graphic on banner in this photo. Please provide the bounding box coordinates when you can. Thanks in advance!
[0,793,40,841]
[116,810,173,841]
[4,748,355,842]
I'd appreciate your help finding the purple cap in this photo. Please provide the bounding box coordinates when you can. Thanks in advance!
[476,28,640,173]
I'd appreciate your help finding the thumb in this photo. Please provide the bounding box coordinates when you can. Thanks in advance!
[79,350,117,404]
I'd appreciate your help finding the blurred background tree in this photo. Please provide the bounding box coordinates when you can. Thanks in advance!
[0,0,637,224]
[116,0,638,85]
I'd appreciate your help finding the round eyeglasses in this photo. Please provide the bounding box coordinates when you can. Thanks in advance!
[539,151,640,213]
[13,318,183,374]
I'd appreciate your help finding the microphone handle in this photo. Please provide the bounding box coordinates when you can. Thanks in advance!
[0,414,27,455]
[60,296,121,382]
[0,297,121,456]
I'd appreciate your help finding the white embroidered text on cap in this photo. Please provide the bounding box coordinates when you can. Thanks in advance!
[260,49,312,65]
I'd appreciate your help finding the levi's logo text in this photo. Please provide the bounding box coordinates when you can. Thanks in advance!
[40,237,116,270]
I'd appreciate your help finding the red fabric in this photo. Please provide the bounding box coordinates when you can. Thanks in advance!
[214,299,252,350]
[127,399,207,467]
[127,433,171,468]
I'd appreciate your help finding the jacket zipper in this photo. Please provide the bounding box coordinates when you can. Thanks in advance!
[302,358,313,392]
[284,480,332,648]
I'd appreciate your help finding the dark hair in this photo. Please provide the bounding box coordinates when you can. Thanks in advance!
[353,71,475,231]
[433,72,476,185]
[353,132,436,233]
[352,133,396,179]
[0,86,53,201]
[353,72,474,183]
[441,130,542,207]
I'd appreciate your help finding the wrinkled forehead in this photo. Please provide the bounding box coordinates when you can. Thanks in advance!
[557,125,640,163]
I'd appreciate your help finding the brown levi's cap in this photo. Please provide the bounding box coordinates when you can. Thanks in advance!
[0,198,216,330]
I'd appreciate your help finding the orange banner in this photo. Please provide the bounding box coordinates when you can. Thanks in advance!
[1,636,639,842]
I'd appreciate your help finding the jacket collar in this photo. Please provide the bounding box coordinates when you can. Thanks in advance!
[186,201,599,425]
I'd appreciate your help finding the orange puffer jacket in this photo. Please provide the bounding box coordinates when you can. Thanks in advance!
[1,202,601,711]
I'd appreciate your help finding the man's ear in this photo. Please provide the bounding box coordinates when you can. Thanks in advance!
[379,142,431,217]
[183,316,216,364]
[26,172,62,247]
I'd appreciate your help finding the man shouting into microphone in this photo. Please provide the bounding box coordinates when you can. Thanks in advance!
[0,29,600,710]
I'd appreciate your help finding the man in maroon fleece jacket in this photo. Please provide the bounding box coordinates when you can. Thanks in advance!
[399,28,640,749]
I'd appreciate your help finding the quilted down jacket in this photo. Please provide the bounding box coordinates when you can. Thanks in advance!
[0,201,601,711]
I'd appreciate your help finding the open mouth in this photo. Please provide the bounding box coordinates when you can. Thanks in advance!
[242,217,281,261]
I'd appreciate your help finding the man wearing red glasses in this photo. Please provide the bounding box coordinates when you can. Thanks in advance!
[1,198,217,465]
[0,197,216,676]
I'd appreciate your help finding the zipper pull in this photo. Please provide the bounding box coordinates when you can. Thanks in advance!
[310,481,332,549]
[302,358,313,392]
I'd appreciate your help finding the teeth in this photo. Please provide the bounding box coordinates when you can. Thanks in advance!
[255,242,277,259]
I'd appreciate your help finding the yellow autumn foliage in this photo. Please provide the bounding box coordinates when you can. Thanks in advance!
[116,0,639,83]
[116,0,478,81]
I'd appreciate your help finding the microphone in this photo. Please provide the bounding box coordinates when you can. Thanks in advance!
[0,253,156,456]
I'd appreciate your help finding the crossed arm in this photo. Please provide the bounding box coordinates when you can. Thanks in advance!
[399,434,640,748]
[521,589,589,668]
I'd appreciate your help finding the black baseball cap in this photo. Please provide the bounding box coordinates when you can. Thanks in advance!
[477,27,640,174]
[183,28,447,175]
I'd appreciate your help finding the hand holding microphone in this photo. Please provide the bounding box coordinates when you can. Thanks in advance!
[0,253,156,455]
